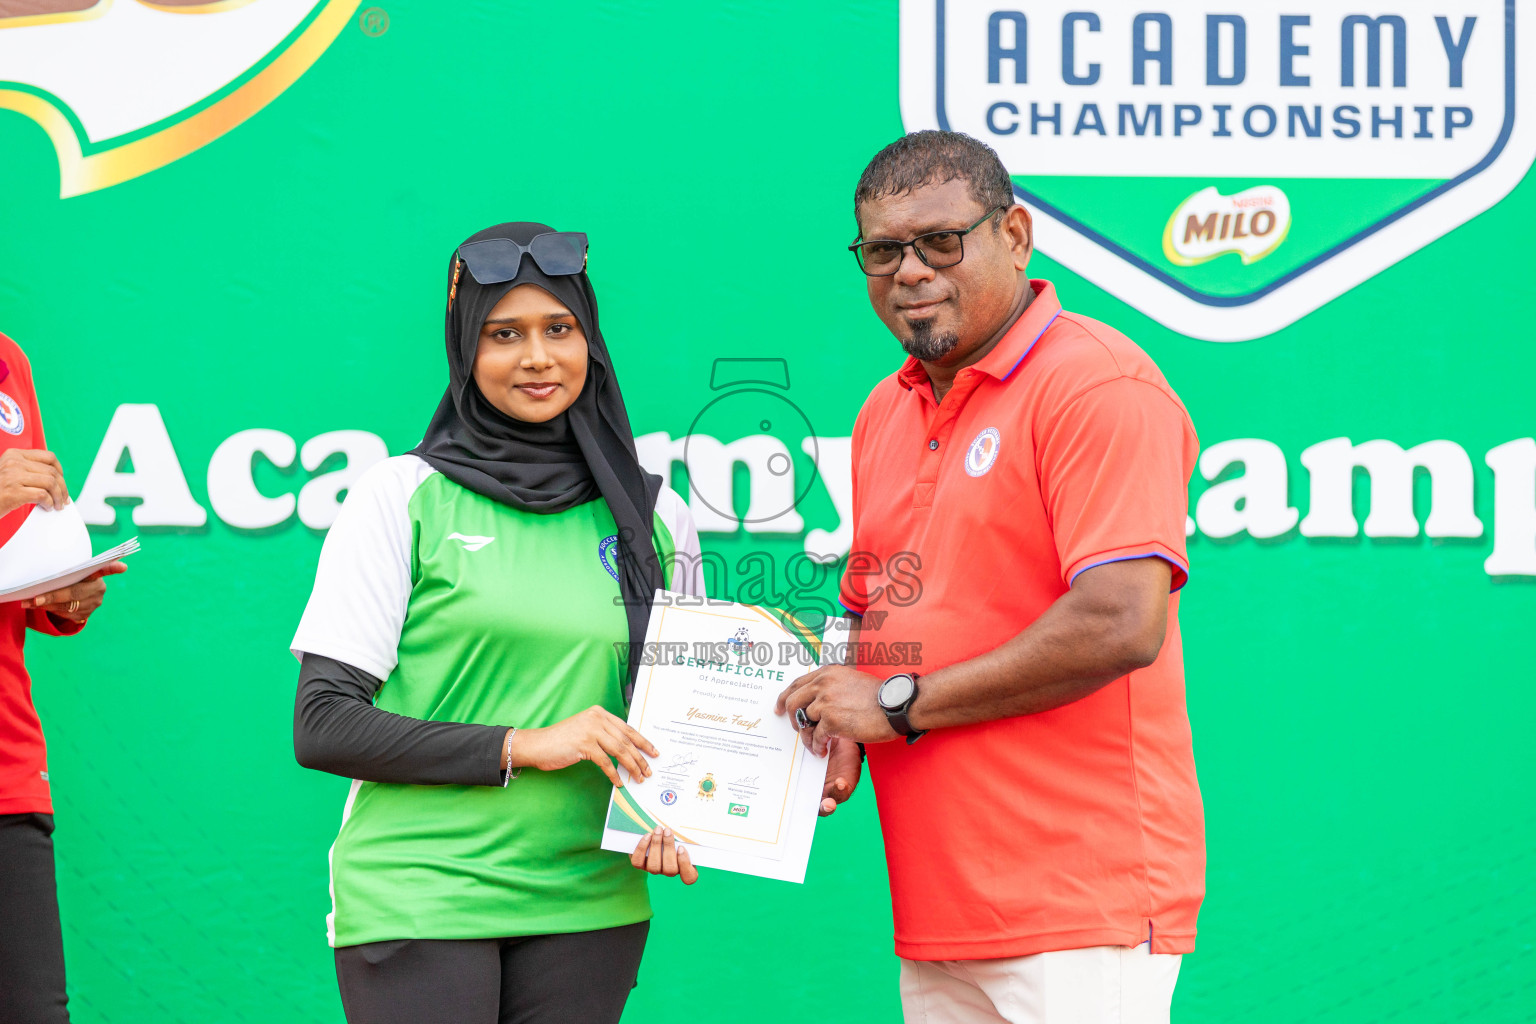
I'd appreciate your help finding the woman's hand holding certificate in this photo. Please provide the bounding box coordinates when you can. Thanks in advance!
[599,593,845,883]
[507,705,658,790]
[629,827,699,885]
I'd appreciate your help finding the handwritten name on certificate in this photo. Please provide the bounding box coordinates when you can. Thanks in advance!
[600,592,845,883]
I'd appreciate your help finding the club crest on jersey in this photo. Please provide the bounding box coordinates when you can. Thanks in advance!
[0,391,25,436]
[965,427,1001,477]
[598,534,621,582]
[0,0,356,198]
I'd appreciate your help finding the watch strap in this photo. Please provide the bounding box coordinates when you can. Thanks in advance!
[883,673,926,743]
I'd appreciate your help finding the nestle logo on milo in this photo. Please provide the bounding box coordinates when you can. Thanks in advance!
[1165,186,1291,266]
[901,1,1536,341]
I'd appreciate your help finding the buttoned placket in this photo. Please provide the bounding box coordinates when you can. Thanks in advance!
[910,368,987,509]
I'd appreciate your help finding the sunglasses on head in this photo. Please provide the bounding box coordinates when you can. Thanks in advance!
[457,231,589,285]
[449,231,589,313]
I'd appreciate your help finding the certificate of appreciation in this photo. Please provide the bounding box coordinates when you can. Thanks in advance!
[599,592,845,883]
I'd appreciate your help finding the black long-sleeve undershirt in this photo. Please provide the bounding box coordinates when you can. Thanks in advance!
[293,653,508,787]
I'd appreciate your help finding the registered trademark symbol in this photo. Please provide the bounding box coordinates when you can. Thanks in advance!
[359,6,388,36]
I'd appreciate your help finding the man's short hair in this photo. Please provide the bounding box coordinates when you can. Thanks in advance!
[854,130,1014,227]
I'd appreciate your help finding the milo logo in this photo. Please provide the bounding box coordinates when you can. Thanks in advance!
[1164,186,1291,266]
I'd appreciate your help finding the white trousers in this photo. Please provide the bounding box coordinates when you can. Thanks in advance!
[899,944,1182,1024]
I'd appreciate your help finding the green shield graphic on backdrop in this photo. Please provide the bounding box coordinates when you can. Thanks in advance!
[901,1,1536,341]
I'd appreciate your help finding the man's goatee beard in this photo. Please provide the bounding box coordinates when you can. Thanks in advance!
[901,320,961,361]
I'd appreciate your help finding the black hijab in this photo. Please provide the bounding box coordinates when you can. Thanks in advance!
[412,222,663,695]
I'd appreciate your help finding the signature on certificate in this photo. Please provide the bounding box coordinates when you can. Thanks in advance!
[663,753,700,774]
[730,775,760,789]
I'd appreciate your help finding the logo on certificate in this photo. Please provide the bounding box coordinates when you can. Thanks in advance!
[728,803,750,817]
[0,392,24,436]
[965,428,1001,477]
[697,773,717,801]
[659,789,678,806]
[726,628,754,653]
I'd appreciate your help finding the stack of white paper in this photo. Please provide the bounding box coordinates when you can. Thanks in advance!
[0,504,139,603]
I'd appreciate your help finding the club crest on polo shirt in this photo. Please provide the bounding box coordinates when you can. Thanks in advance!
[598,534,621,582]
[0,391,25,436]
[965,427,1001,477]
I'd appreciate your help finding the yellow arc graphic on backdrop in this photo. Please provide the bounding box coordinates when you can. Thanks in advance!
[0,0,358,197]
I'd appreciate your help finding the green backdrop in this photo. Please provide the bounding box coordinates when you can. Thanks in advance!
[4,2,1533,1021]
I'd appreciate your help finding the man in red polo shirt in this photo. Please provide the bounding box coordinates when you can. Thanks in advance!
[779,132,1204,1023]
[0,332,127,1024]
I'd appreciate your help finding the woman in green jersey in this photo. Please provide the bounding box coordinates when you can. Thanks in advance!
[292,222,702,1024]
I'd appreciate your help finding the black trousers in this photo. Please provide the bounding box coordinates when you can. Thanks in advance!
[334,921,649,1024]
[0,813,70,1024]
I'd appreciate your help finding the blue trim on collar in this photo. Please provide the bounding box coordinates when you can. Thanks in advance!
[999,310,1061,382]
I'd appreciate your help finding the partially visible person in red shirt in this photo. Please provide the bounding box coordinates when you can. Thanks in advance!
[0,332,127,1024]
[778,133,1204,1024]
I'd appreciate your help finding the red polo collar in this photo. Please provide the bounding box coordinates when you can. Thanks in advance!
[896,279,1063,392]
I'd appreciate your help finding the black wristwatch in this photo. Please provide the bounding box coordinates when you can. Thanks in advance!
[877,672,926,745]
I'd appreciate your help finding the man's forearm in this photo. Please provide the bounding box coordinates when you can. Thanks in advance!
[906,559,1170,731]
[778,561,1171,753]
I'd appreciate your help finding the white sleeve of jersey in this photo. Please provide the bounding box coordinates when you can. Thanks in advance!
[656,485,706,600]
[289,455,435,680]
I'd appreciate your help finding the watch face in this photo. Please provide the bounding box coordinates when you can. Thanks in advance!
[879,674,915,709]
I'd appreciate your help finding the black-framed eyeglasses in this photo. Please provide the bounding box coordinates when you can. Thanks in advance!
[848,206,1007,277]
[457,231,589,285]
